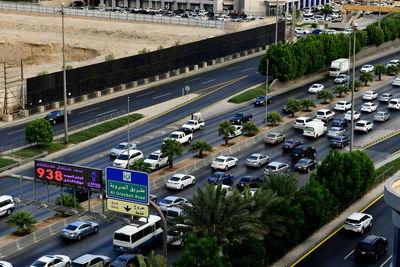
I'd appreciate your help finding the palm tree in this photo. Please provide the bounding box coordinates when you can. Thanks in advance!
[333,85,350,97]
[386,65,399,76]
[286,98,302,117]
[55,194,82,216]
[264,173,299,200]
[218,121,236,146]
[266,112,283,126]
[7,210,37,235]
[178,184,265,246]
[352,79,363,91]
[242,121,259,136]
[300,98,316,111]
[374,64,386,80]
[189,140,213,158]
[161,139,184,168]
[137,251,167,267]
[130,158,152,173]
[359,72,373,86]
[317,89,334,104]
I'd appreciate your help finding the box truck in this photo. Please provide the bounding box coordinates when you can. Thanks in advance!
[329,58,350,77]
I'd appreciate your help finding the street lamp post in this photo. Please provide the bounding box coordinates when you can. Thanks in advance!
[265,59,269,127]
[275,0,279,44]
[350,30,356,152]
[127,96,130,169]
[61,3,69,144]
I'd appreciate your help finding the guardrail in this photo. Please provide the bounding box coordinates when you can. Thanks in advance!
[0,151,47,173]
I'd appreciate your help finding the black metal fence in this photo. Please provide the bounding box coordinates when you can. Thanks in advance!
[26,22,285,108]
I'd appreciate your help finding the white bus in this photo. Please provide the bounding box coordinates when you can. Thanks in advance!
[113,215,163,253]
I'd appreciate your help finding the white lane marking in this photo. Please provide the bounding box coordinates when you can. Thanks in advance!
[96,109,117,117]
[154,131,166,135]
[241,67,254,72]
[78,107,99,114]
[167,126,179,130]
[142,136,154,139]
[380,255,392,267]
[137,91,155,97]
[201,79,216,84]
[185,77,200,83]
[343,249,354,260]
[7,128,25,135]
[226,66,239,70]
[153,93,171,99]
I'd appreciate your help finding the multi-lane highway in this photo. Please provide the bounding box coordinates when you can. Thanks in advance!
[1,51,400,265]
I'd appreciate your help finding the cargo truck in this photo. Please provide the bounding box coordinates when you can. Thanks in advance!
[329,58,350,77]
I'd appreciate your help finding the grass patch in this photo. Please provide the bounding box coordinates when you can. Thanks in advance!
[296,23,311,27]
[13,143,67,157]
[228,84,268,104]
[0,158,18,168]
[11,151,38,158]
[375,157,400,177]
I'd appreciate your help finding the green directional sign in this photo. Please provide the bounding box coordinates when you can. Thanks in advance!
[107,180,147,203]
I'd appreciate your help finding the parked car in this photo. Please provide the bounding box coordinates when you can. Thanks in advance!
[361,102,378,113]
[113,149,144,169]
[230,112,252,124]
[282,139,303,152]
[245,153,269,167]
[71,254,111,267]
[330,135,350,148]
[30,255,71,267]
[308,83,324,93]
[211,156,238,170]
[294,158,318,173]
[379,92,394,102]
[0,195,14,216]
[312,29,324,34]
[295,27,311,34]
[44,110,69,125]
[374,111,390,122]
[315,109,335,122]
[362,91,378,100]
[334,74,350,84]
[60,221,99,240]
[331,117,349,128]
[0,262,13,267]
[293,117,313,129]
[235,176,263,191]
[144,150,168,170]
[344,110,361,121]
[208,172,234,185]
[334,101,351,111]
[166,174,196,190]
[354,120,373,133]
[158,196,189,213]
[327,127,346,138]
[354,235,388,261]
[344,212,373,234]
[360,64,374,73]
[228,125,243,138]
[110,142,137,158]
[290,145,316,162]
[392,77,400,87]
[264,132,285,144]
[111,254,140,267]
[264,161,290,175]
[253,95,272,105]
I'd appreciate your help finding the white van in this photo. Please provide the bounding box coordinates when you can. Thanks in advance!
[293,117,313,130]
[388,98,400,110]
[303,120,327,138]
[0,195,14,216]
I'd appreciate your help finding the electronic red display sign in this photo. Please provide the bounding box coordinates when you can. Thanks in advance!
[34,160,102,189]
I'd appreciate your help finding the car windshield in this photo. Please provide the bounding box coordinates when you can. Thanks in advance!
[112,258,128,265]
[65,225,78,230]
[337,102,344,105]
[377,112,385,116]
[170,176,181,181]
[31,260,47,267]
[240,177,251,183]
[330,128,340,132]
[296,159,309,165]
[215,158,225,163]
[72,263,86,267]
[186,121,195,125]
[247,156,258,160]
[115,144,126,150]
[266,133,277,138]
[357,242,373,251]
[167,210,180,217]
[331,136,343,141]
[117,154,128,160]
[147,154,159,160]
[291,148,303,154]
[160,199,173,204]
[257,96,265,100]
[210,173,222,179]
[168,134,180,139]
[311,84,318,88]
[316,111,324,115]
[356,122,365,127]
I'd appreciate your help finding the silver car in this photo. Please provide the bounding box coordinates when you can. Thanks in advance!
[60,221,99,240]
[245,153,269,167]
[158,196,189,213]
[72,254,110,267]
[264,162,290,175]
[327,127,346,138]
[374,111,390,122]
[110,142,136,157]
[264,132,285,144]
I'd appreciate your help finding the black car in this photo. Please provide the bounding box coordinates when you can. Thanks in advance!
[44,110,69,125]
[253,95,272,106]
[230,112,253,124]
[282,139,303,152]
[330,136,350,148]
[111,254,140,267]
[354,235,388,261]
[282,105,291,114]
[331,117,349,128]
[235,176,263,191]
[294,158,318,173]
[290,145,316,162]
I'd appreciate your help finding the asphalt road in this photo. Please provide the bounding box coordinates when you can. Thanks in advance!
[1,53,400,265]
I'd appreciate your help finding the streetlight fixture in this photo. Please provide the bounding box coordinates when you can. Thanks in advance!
[61,3,69,144]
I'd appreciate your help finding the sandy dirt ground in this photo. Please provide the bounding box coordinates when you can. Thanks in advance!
[0,9,225,78]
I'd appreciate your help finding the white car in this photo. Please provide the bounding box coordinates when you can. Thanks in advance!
[228,125,243,138]
[342,28,353,35]
[379,92,394,102]
[308,83,324,93]
[362,91,378,100]
[325,29,337,35]
[360,64,374,73]
[144,150,168,170]
[344,110,360,121]
[295,28,311,34]
[392,77,400,87]
[327,127,346,138]
[112,149,143,169]
[334,74,350,84]
[166,174,196,190]
[361,102,378,113]
[354,120,373,133]
[211,156,238,170]
[374,111,390,122]
[158,196,189,212]
[344,212,373,233]
[386,59,400,68]
[315,109,335,122]
[30,255,71,267]
[245,153,269,167]
[334,101,351,111]
[0,262,13,267]
[109,142,136,157]
[0,195,14,216]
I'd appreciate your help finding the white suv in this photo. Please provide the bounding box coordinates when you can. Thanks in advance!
[0,195,14,216]
[354,120,373,133]
[344,212,373,233]
[144,150,168,170]
[293,117,313,129]
[334,101,351,111]
[315,109,335,122]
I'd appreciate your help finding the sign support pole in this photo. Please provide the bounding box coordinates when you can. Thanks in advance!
[149,200,168,259]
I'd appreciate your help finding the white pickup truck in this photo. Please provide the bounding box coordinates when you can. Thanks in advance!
[164,131,193,144]
[181,112,205,132]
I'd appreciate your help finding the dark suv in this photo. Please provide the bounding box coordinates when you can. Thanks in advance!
[230,112,253,125]
[354,235,388,261]
[290,145,316,162]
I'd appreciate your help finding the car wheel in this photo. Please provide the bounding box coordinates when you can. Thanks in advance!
[77,234,82,241]
[187,138,191,144]
[225,165,228,171]
[361,227,364,234]
[180,185,184,190]
[94,226,99,233]
[200,125,203,129]
[257,163,261,168]
[52,120,56,125]
[65,263,71,267]
[6,209,12,215]
[374,253,378,261]
[155,164,159,170]
[235,160,238,166]
[307,168,310,173]
[369,220,373,228]
[192,179,196,185]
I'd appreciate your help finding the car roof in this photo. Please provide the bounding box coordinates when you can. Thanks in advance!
[317,109,330,112]
[296,116,311,120]
[68,221,87,227]
[268,161,285,167]
[73,254,105,263]
[120,149,142,155]
[212,171,225,175]
[171,174,187,178]
[118,142,129,146]
[359,235,382,244]
[163,196,181,201]
[171,131,185,134]
[151,150,162,154]
[0,195,13,202]
[347,212,369,220]
[357,120,369,123]
[364,90,374,94]
[337,100,348,104]
[239,176,254,180]
[113,254,138,261]
[216,155,229,160]
[36,255,58,263]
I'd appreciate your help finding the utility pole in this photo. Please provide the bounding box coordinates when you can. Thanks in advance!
[265,59,269,127]
[61,3,69,144]
[275,0,279,44]
[350,30,356,152]
[127,96,130,169]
